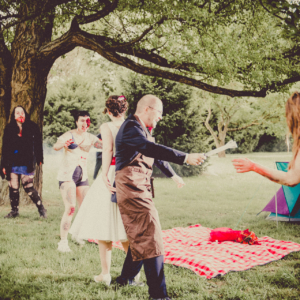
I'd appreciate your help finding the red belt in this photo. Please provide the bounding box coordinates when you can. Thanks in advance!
[111,157,116,165]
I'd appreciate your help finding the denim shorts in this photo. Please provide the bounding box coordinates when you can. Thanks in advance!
[11,166,35,176]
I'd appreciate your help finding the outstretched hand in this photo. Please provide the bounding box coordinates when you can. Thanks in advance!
[232,158,255,173]
[186,153,206,166]
[172,174,185,188]
[102,175,116,194]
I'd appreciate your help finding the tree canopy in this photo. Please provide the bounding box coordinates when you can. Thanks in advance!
[1,0,300,101]
[1,0,300,193]
[201,90,287,156]
[43,75,99,145]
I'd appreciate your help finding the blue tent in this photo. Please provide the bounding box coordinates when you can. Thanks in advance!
[261,162,300,221]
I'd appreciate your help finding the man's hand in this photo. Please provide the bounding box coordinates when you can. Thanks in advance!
[172,174,185,188]
[232,158,255,173]
[186,153,206,166]
[102,175,117,194]
[64,139,74,148]
[2,168,6,175]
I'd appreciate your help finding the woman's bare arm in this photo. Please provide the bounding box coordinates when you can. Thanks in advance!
[100,123,116,194]
[53,133,73,151]
[232,154,300,187]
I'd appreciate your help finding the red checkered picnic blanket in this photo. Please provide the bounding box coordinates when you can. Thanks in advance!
[113,224,300,279]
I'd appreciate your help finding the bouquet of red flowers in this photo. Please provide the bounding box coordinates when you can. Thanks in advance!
[236,229,259,245]
[209,227,260,245]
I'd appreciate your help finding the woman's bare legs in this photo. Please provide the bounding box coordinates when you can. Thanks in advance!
[76,185,89,208]
[58,181,76,252]
[97,241,112,276]
[94,240,130,283]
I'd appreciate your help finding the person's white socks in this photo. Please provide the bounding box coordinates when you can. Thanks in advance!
[57,239,71,252]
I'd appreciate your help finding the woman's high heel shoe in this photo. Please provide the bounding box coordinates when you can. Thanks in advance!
[93,273,111,286]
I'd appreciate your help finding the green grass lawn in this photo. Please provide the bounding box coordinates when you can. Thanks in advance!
[1,152,300,300]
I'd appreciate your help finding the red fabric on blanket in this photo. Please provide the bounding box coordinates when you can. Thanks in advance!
[209,227,242,242]
[112,224,300,279]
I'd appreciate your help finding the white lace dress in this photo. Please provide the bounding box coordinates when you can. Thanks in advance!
[69,122,127,242]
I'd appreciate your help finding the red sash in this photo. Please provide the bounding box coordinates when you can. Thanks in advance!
[111,157,116,165]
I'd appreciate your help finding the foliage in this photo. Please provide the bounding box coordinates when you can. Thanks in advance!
[198,87,288,154]
[44,47,133,145]
[43,75,100,145]
[122,73,209,176]
[254,135,290,153]
[48,47,130,99]
[2,1,300,97]
[2,0,300,194]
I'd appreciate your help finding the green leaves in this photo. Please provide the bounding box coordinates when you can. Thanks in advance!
[122,73,209,176]
[43,74,99,145]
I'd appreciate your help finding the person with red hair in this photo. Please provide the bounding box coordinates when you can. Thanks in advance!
[232,92,300,186]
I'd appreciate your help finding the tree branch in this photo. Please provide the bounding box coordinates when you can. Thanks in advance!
[37,20,80,66]
[204,106,219,145]
[0,0,73,34]
[38,26,300,98]
[217,120,224,135]
[227,121,260,132]
[74,0,119,25]
[117,44,205,73]
[0,14,21,22]
[259,0,286,21]
[107,16,167,50]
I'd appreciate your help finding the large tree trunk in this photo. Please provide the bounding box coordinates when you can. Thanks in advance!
[0,32,13,205]
[0,3,53,205]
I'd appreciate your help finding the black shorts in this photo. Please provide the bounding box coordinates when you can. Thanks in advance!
[59,166,89,188]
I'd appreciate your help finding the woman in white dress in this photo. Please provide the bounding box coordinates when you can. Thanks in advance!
[69,96,129,286]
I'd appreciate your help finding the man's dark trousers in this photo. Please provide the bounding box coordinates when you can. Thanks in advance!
[93,153,102,179]
[116,247,168,299]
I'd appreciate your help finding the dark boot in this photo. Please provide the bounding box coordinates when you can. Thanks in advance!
[4,210,19,218]
[149,298,172,300]
[38,206,47,218]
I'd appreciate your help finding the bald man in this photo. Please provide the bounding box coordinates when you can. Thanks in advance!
[115,95,205,300]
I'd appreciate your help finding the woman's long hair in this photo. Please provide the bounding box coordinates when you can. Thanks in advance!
[286,92,300,169]
[8,106,31,136]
